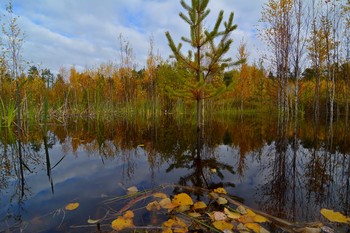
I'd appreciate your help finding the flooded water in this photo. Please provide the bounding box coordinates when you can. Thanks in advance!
[0,114,349,232]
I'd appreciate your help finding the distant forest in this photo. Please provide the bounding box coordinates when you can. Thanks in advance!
[1,0,350,126]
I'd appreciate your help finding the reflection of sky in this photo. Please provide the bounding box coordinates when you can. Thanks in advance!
[1,134,349,232]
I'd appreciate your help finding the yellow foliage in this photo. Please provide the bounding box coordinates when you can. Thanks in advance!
[320,208,350,223]
[212,220,233,231]
[216,197,228,205]
[247,209,256,217]
[65,202,79,211]
[172,193,193,207]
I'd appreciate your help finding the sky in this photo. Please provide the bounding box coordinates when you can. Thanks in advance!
[1,0,267,75]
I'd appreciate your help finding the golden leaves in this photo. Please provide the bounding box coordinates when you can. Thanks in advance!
[212,220,233,231]
[65,202,79,211]
[320,208,350,223]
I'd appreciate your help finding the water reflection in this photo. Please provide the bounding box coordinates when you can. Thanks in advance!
[0,115,349,232]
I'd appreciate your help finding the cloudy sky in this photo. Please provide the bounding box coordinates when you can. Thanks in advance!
[1,0,267,74]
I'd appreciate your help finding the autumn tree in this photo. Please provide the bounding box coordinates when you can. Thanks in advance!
[166,0,239,130]
[236,41,250,111]
[260,0,293,116]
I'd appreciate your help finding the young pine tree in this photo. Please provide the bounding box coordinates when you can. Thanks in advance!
[165,0,239,131]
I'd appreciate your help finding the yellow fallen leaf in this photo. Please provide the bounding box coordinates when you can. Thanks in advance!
[188,212,202,218]
[210,168,217,173]
[245,223,261,233]
[213,211,227,221]
[216,197,228,205]
[146,201,161,211]
[65,202,79,211]
[254,214,269,223]
[162,217,188,233]
[320,208,350,223]
[153,192,168,199]
[247,209,256,217]
[224,207,241,219]
[172,193,193,207]
[159,197,175,210]
[176,205,191,213]
[213,187,227,194]
[193,201,207,210]
[111,216,134,231]
[87,218,100,224]
[212,220,233,231]
[138,144,144,147]
[237,205,247,214]
[123,210,134,219]
[238,215,255,224]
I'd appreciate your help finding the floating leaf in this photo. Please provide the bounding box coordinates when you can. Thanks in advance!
[247,209,256,217]
[123,210,134,219]
[176,205,191,213]
[224,208,241,219]
[153,192,168,199]
[238,215,255,224]
[111,216,134,231]
[237,205,247,215]
[172,193,193,207]
[213,187,227,194]
[146,201,161,211]
[216,197,228,205]
[245,223,261,233]
[254,214,269,223]
[212,220,233,231]
[213,211,227,221]
[320,208,350,223]
[193,201,207,210]
[211,168,217,173]
[65,202,79,211]
[138,144,144,147]
[162,217,188,233]
[127,186,138,194]
[188,212,202,218]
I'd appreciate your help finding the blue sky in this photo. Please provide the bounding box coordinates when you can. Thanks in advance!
[1,0,267,74]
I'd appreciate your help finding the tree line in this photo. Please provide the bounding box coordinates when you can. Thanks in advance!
[0,0,350,128]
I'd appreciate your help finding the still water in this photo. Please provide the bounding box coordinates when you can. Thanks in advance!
[0,115,349,232]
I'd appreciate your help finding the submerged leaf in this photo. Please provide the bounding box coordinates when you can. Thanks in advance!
[172,193,193,207]
[188,212,202,218]
[146,201,161,211]
[65,202,79,211]
[212,220,233,231]
[153,192,168,199]
[160,197,175,210]
[320,208,350,223]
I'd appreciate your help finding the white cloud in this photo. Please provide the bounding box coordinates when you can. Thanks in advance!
[2,0,267,74]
